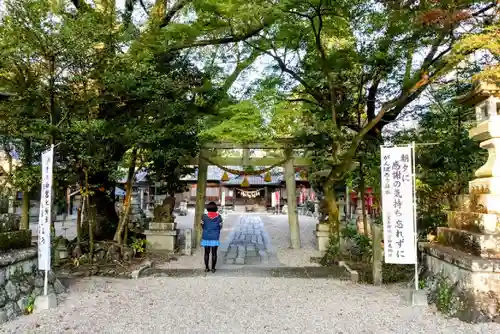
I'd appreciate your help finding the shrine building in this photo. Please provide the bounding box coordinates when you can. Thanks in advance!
[180,166,314,212]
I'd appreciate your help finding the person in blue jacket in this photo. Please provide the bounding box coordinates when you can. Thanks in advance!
[201,201,223,273]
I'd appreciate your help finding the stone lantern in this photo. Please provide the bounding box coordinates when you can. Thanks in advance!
[421,82,500,322]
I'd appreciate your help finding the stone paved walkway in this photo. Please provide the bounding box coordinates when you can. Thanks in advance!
[220,215,280,267]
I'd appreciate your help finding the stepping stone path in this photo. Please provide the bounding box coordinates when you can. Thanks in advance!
[223,216,272,266]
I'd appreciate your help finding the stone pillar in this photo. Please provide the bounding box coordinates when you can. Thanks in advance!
[285,148,300,249]
[315,222,330,252]
[194,153,208,246]
[242,147,250,165]
[184,228,192,256]
[355,195,363,219]
[371,223,383,285]
[140,189,144,210]
[421,84,500,322]
[345,186,351,221]
[338,197,345,221]
[144,197,178,252]
[8,195,15,214]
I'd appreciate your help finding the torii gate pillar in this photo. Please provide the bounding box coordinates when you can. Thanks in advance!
[285,148,301,249]
[193,152,208,246]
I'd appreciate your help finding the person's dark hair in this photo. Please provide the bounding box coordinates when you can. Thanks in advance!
[206,201,218,212]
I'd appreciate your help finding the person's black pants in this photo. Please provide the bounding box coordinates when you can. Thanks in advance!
[204,246,218,270]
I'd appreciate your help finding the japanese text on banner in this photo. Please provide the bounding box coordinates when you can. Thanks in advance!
[38,146,53,271]
[380,146,416,264]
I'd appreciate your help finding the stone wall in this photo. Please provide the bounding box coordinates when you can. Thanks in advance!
[0,248,65,324]
[422,243,500,323]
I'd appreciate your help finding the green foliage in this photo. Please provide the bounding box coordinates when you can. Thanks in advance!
[0,0,497,247]
[0,230,32,251]
[390,69,485,234]
[198,1,499,167]
[380,264,415,284]
[352,233,372,261]
[200,100,267,144]
[0,0,221,235]
[339,225,372,262]
[24,296,35,315]
[0,213,20,232]
[340,224,357,239]
[436,275,454,314]
[452,20,500,83]
[320,234,341,266]
[130,237,148,256]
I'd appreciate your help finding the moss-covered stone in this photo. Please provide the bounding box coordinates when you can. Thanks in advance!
[0,231,32,251]
[0,214,20,233]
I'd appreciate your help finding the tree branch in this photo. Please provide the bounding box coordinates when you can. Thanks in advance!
[220,49,261,94]
[70,0,83,9]
[159,0,190,28]
[470,3,497,18]
[311,4,338,127]
[139,0,150,17]
[245,41,324,104]
[328,95,403,182]
[170,24,268,52]
[70,0,92,11]
[287,98,321,107]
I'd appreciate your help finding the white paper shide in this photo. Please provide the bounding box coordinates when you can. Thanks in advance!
[380,146,416,264]
[38,146,53,271]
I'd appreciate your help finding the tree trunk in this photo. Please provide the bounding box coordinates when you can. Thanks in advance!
[123,223,129,245]
[324,182,340,240]
[20,191,30,230]
[88,198,95,264]
[359,160,369,237]
[88,171,119,240]
[76,207,82,245]
[49,54,57,237]
[72,207,83,258]
[114,148,137,244]
[20,138,32,230]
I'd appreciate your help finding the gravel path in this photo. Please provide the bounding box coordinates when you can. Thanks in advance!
[2,275,500,333]
[8,213,498,332]
[263,214,322,267]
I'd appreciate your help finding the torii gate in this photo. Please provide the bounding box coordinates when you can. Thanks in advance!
[191,140,312,249]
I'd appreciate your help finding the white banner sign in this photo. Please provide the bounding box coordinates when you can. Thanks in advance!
[271,192,276,207]
[221,191,226,206]
[381,145,416,264]
[38,146,53,271]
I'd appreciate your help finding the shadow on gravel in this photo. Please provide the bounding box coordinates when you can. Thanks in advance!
[141,266,350,280]
[58,277,81,289]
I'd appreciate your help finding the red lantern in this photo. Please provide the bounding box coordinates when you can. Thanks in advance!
[350,191,357,200]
